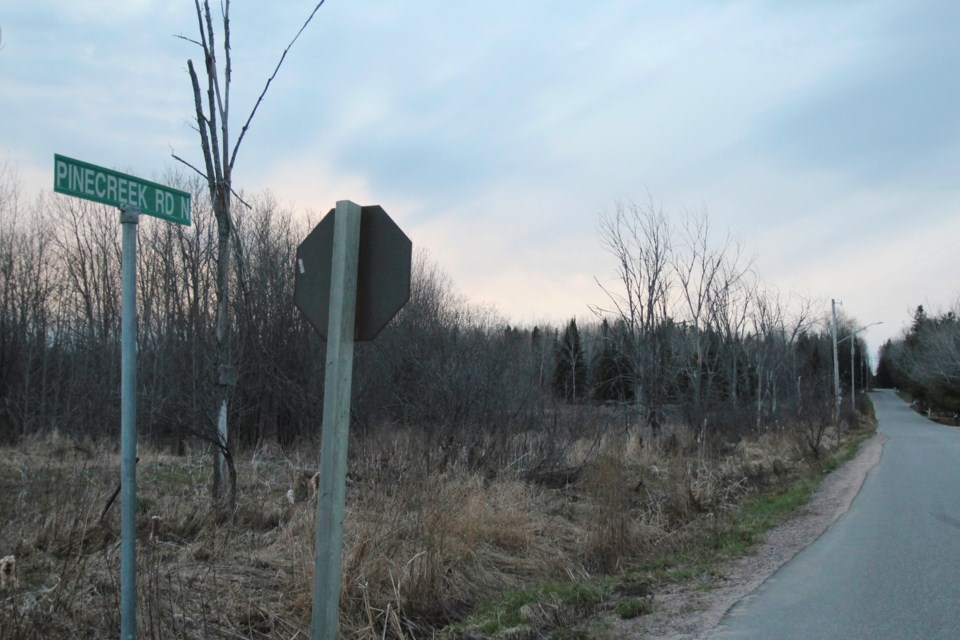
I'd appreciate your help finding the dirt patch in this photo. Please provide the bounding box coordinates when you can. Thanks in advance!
[605,433,885,639]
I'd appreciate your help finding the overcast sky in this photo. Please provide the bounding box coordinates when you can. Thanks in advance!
[2,1,958,360]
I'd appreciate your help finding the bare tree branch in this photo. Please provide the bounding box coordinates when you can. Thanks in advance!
[173,34,204,48]
[200,1,224,184]
[231,187,251,210]
[170,153,209,181]
[222,0,231,178]
[187,60,216,194]
[230,1,326,171]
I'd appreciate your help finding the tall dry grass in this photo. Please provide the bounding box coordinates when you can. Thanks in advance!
[0,419,840,638]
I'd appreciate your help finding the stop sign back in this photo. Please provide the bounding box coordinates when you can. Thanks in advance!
[295,205,412,341]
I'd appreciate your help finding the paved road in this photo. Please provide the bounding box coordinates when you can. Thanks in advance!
[709,389,960,639]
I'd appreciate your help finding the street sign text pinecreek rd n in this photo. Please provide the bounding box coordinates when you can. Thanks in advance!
[54,154,191,226]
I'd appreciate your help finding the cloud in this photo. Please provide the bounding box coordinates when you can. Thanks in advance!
[742,0,960,182]
[4,0,959,361]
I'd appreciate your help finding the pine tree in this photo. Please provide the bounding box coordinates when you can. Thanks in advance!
[553,319,586,401]
[906,305,928,347]
[593,319,633,402]
[874,339,898,388]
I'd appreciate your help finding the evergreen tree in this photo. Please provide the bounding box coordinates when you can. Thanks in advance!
[593,319,633,402]
[553,319,586,401]
[874,339,899,388]
[906,305,928,348]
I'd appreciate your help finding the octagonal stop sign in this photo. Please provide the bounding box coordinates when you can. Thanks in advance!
[294,204,412,341]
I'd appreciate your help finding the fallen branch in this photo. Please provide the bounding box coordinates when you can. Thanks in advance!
[99,457,139,522]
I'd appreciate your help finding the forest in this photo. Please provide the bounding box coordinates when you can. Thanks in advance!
[0,163,875,456]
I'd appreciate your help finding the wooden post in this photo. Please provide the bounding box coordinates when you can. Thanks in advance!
[310,200,362,640]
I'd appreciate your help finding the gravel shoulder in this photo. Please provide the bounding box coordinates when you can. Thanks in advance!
[605,432,886,640]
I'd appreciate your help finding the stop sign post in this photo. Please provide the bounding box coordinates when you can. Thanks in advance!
[294,200,411,640]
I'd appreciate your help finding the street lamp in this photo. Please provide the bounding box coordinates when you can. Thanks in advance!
[837,321,883,412]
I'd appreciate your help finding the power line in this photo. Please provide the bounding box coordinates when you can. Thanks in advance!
[859,282,959,331]
[855,236,960,294]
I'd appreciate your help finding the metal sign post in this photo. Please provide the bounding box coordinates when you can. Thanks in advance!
[119,205,139,640]
[53,154,191,640]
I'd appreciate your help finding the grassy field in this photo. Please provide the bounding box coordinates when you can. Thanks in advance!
[0,414,873,639]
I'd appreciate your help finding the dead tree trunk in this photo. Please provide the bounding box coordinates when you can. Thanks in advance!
[176,0,325,511]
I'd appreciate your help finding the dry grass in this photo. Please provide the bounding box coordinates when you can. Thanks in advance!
[0,420,842,638]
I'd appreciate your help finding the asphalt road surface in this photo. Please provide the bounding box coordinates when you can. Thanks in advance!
[709,389,960,640]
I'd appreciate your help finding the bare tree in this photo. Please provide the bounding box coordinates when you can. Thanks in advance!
[47,198,123,433]
[594,198,672,431]
[10,207,58,436]
[174,0,325,509]
[672,208,751,433]
[594,197,844,441]
[749,288,817,430]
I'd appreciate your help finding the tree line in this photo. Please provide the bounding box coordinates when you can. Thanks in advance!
[584,201,873,437]
[876,304,960,414]
[0,165,871,463]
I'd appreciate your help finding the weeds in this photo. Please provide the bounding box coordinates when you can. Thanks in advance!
[457,581,613,636]
[707,478,816,557]
[0,415,872,638]
[616,598,653,619]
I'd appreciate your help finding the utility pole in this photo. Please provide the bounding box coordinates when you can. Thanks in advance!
[850,331,856,411]
[831,299,841,424]
[833,316,884,425]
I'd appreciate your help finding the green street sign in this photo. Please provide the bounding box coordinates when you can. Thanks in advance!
[54,154,191,225]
